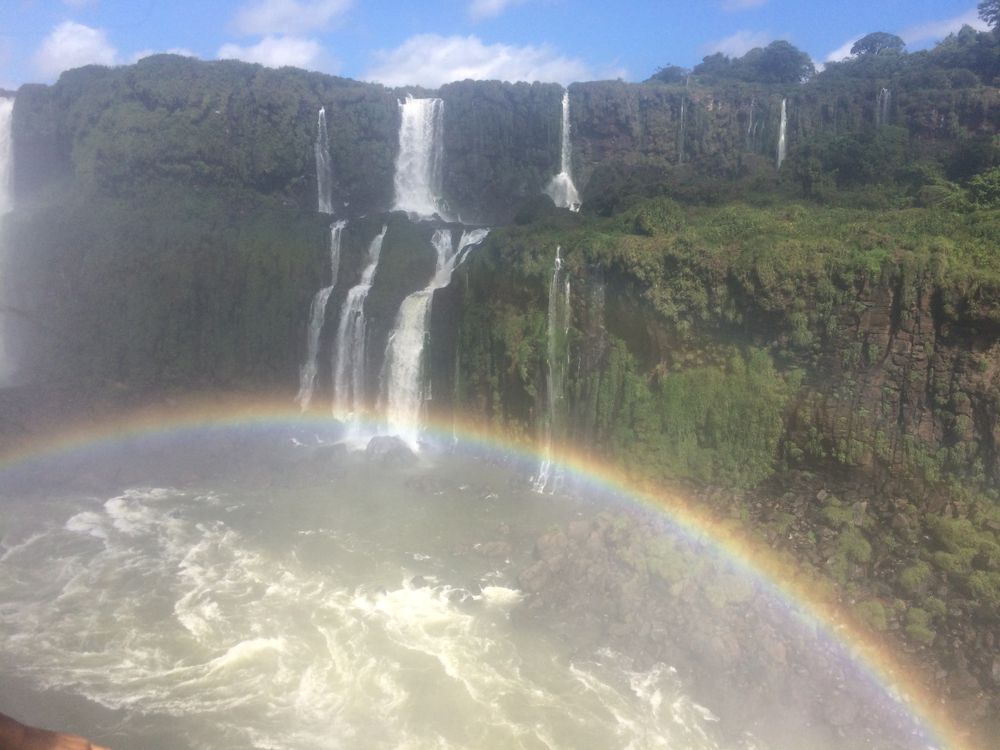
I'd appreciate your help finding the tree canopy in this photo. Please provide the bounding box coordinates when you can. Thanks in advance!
[851,32,906,56]
[691,40,815,84]
[647,65,689,85]
[979,0,1000,29]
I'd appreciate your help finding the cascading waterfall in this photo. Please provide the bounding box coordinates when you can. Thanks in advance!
[0,96,15,385]
[776,98,787,169]
[533,246,571,494]
[746,97,763,150]
[393,96,447,219]
[295,220,346,411]
[315,107,334,215]
[0,98,12,216]
[332,225,387,426]
[545,91,581,212]
[380,227,490,451]
[876,88,891,128]
[678,76,690,165]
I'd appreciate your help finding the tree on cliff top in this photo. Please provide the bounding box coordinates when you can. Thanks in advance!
[752,41,816,82]
[979,0,1000,29]
[851,32,906,56]
[693,41,815,84]
[647,65,689,85]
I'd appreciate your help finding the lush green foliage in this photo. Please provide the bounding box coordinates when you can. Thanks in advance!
[693,41,815,83]
[851,32,906,56]
[457,195,1000,493]
[980,0,1000,29]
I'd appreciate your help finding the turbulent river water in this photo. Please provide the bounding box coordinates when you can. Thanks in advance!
[0,428,755,750]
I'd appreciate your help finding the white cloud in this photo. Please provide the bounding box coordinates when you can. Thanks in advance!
[826,10,989,63]
[702,29,772,58]
[33,21,117,78]
[218,35,327,69]
[721,0,768,10]
[900,9,988,46]
[824,36,859,62]
[233,0,352,35]
[468,0,530,22]
[364,34,603,87]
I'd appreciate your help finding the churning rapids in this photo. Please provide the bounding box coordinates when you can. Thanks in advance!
[0,425,936,750]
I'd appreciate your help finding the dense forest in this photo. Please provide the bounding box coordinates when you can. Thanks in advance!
[3,19,1000,745]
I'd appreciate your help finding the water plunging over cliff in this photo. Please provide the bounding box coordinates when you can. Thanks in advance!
[533,246,570,494]
[333,225,387,425]
[876,88,891,128]
[0,97,14,385]
[315,108,334,215]
[296,220,346,411]
[545,91,581,212]
[776,98,787,169]
[381,228,490,451]
[393,96,447,219]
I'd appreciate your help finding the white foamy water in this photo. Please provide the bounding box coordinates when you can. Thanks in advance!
[0,458,731,750]
[393,96,448,219]
[315,107,334,214]
[546,91,580,212]
[380,228,489,451]
[332,224,387,432]
[0,96,14,384]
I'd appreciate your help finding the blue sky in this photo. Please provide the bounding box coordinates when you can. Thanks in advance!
[0,0,990,90]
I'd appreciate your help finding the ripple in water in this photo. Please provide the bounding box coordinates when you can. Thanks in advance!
[0,447,742,750]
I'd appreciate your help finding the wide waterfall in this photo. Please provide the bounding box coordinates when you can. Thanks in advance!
[0,96,14,385]
[315,107,334,214]
[332,225,387,426]
[876,88,891,128]
[533,246,570,494]
[381,228,490,451]
[776,98,787,169]
[393,96,447,219]
[545,91,581,212]
[296,220,346,411]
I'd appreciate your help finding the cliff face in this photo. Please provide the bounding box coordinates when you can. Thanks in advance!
[452,205,1000,494]
[793,265,1000,491]
[4,55,999,436]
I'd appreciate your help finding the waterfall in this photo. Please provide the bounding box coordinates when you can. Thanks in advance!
[393,96,447,219]
[545,91,581,212]
[776,98,787,169]
[876,88,891,128]
[533,246,570,494]
[0,97,14,385]
[295,220,346,411]
[315,107,334,214]
[332,225,387,426]
[677,77,690,166]
[381,228,490,451]
[0,98,12,217]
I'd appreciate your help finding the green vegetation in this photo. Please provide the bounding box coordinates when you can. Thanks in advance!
[6,28,1000,691]
[693,41,816,83]
[980,0,1000,29]
[851,32,906,57]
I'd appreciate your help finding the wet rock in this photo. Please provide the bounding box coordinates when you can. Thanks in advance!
[535,531,568,561]
[364,435,418,466]
[518,561,550,593]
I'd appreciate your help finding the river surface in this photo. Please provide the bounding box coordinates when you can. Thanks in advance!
[0,430,745,750]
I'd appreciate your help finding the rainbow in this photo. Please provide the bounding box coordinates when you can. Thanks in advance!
[0,393,978,750]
